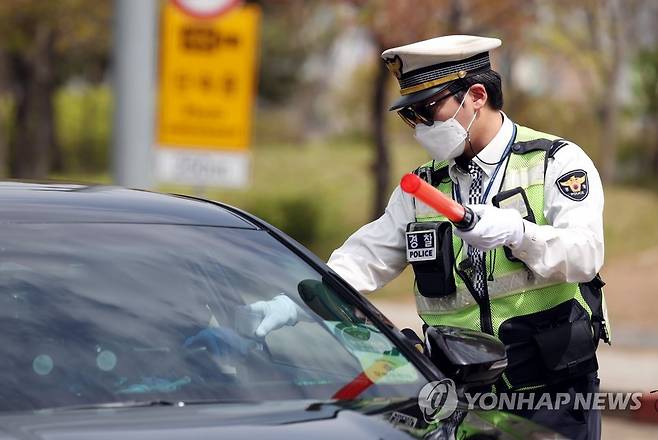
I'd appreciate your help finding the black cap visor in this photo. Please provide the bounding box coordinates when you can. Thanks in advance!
[388,83,452,111]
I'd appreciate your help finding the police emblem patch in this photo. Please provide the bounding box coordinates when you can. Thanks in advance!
[556,169,589,201]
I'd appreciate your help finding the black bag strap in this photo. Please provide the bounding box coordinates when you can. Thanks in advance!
[413,163,450,186]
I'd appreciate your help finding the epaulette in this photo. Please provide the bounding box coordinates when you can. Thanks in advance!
[510,138,569,174]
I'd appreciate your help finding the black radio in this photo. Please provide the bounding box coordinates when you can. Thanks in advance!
[405,221,456,298]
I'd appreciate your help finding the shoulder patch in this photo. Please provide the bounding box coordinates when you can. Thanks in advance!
[556,169,589,201]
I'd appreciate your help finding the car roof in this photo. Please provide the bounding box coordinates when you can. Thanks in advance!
[0,181,258,228]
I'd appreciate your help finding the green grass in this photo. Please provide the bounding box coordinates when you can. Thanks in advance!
[50,140,658,302]
[603,185,658,258]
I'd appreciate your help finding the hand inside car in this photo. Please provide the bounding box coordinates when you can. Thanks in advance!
[247,294,302,338]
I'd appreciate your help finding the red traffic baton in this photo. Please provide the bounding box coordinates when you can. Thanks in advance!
[400,173,478,230]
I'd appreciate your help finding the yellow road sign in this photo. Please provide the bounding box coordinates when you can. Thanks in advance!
[156,1,260,151]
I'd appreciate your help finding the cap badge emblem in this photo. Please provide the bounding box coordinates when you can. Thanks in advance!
[384,55,403,79]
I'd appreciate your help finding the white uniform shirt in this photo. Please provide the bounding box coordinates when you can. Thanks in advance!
[327,112,604,294]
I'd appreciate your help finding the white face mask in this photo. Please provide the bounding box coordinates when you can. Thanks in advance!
[413,92,477,162]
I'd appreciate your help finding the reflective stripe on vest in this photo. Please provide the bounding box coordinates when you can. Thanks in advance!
[415,269,561,316]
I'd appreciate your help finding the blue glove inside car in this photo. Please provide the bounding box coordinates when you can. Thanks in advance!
[183,327,256,357]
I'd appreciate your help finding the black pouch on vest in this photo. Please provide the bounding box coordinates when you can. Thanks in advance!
[492,187,535,263]
[579,274,610,345]
[533,319,598,383]
[406,221,456,298]
[499,299,598,389]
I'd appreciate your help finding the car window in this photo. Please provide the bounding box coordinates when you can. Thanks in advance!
[0,224,426,411]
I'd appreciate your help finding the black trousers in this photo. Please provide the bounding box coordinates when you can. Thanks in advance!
[506,373,601,440]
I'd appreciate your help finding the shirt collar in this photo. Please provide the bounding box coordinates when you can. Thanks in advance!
[448,111,514,180]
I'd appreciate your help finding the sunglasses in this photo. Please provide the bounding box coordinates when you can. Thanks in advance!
[397,88,463,128]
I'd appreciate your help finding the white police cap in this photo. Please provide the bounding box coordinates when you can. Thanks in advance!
[381,35,501,111]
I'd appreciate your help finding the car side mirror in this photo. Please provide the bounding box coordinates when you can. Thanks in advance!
[298,279,361,324]
[424,325,507,388]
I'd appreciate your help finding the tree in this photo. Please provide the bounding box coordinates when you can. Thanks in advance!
[577,0,625,183]
[536,0,648,183]
[633,48,658,175]
[351,0,451,220]
[627,2,658,177]
[254,0,338,106]
[0,0,111,179]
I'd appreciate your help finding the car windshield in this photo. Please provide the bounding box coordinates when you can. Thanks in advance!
[0,223,426,411]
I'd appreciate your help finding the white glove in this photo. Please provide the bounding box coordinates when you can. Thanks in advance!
[453,204,524,251]
[248,294,299,338]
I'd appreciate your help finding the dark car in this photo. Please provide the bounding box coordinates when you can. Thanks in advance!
[0,182,561,439]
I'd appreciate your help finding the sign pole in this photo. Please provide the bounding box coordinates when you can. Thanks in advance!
[112,0,158,189]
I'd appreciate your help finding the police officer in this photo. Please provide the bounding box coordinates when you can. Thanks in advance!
[250,35,609,439]
[326,35,609,439]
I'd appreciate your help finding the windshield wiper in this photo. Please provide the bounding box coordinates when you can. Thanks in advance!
[306,397,418,414]
[47,397,417,414]
[49,398,257,412]
[48,400,179,411]
[301,398,423,426]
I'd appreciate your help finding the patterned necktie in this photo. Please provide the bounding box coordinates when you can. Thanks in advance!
[467,161,485,298]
